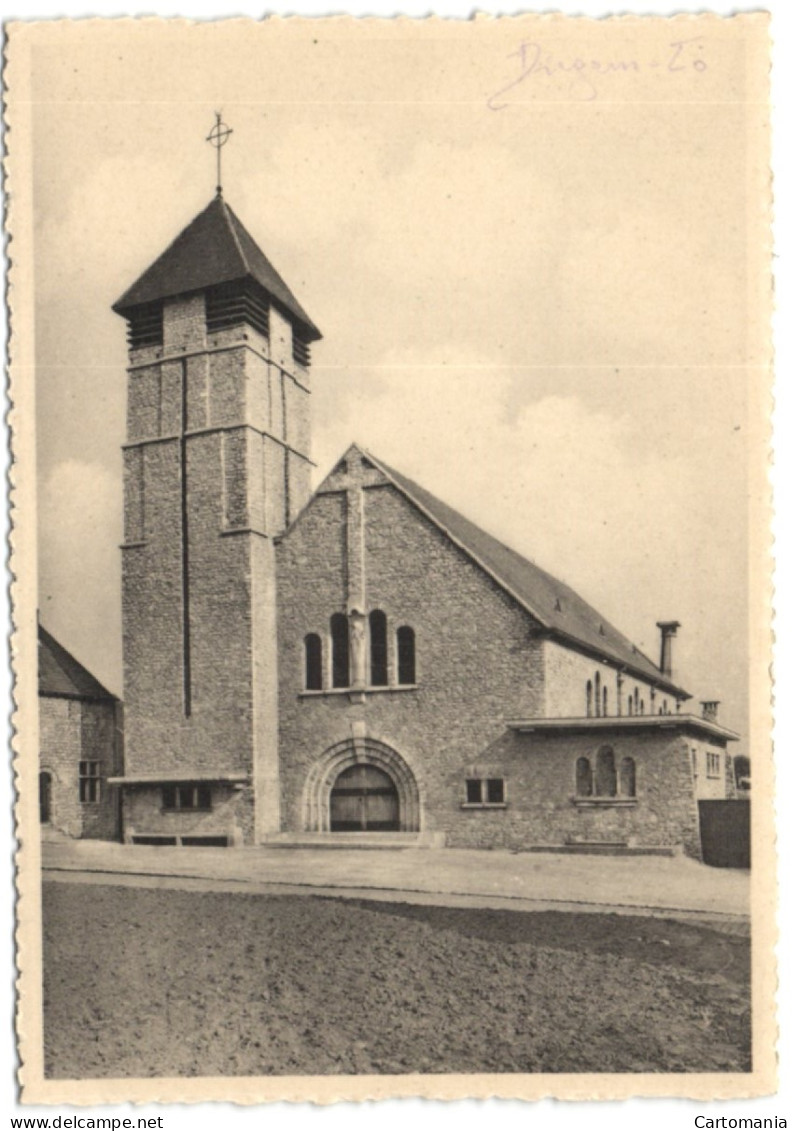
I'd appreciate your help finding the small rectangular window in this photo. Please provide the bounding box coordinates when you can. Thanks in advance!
[465,779,483,804]
[486,778,505,804]
[79,761,101,803]
[162,783,212,811]
[465,777,506,806]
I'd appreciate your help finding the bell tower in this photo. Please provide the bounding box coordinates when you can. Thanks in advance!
[113,187,321,844]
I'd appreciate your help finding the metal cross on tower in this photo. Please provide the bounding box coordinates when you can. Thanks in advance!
[206,112,233,197]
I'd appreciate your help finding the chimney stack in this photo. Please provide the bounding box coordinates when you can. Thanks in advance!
[656,621,681,679]
[701,700,720,723]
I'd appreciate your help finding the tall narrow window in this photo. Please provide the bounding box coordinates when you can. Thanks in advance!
[465,779,483,804]
[369,610,388,686]
[620,756,636,797]
[79,761,101,803]
[628,694,633,716]
[331,614,349,689]
[595,746,617,797]
[602,686,608,717]
[594,672,601,716]
[397,626,416,685]
[576,757,593,797]
[586,680,593,717]
[304,633,322,691]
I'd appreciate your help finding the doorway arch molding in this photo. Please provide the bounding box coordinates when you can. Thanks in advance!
[303,737,421,833]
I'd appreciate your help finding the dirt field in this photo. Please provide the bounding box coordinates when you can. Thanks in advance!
[42,882,750,1078]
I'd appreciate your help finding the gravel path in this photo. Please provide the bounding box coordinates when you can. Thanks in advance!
[43,883,751,1078]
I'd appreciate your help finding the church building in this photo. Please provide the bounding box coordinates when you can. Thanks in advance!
[104,187,737,857]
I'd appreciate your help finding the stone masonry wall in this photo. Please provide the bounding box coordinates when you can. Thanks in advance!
[448,728,701,857]
[276,468,547,838]
[39,697,120,840]
[543,639,681,718]
[690,736,733,800]
[121,289,312,843]
[276,458,703,854]
[123,783,252,845]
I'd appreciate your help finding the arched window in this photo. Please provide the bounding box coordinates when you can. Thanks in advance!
[620,756,636,797]
[397,626,416,685]
[602,686,608,717]
[304,633,322,691]
[595,746,617,797]
[594,671,601,716]
[576,757,593,797]
[330,614,349,688]
[633,687,639,714]
[628,694,633,716]
[586,680,593,717]
[369,610,388,686]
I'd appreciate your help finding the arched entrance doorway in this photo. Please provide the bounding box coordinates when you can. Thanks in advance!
[39,772,52,824]
[330,764,400,832]
[302,737,421,833]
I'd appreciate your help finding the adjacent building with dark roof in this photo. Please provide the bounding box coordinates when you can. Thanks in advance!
[103,191,736,854]
[38,624,123,839]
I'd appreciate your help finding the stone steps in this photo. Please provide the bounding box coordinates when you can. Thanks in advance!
[262,831,446,850]
[522,843,680,857]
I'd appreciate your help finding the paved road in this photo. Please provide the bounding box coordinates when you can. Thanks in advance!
[41,838,749,923]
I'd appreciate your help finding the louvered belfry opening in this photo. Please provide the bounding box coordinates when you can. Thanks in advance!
[125,301,163,349]
[205,280,271,340]
[292,326,312,368]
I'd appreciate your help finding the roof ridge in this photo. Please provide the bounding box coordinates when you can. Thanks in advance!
[363,448,553,631]
[359,449,686,697]
[219,197,250,277]
[38,623,117,700]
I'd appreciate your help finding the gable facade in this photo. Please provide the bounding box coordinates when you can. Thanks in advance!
[276,452,547,840]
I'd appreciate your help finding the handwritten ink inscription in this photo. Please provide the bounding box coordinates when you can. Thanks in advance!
[487,36,708,109]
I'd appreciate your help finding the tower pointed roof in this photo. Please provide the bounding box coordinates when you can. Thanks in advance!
[113,194,321,340]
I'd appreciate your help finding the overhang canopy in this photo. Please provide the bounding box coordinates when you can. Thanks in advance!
[107,772,250,785]
[507,714,739,742]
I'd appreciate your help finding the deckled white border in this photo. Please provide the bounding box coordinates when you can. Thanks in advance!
[4,1,790,1125]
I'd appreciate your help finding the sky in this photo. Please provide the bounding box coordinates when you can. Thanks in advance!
[27,16,770,748]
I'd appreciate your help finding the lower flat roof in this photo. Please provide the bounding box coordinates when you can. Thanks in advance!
[506,713,739,742]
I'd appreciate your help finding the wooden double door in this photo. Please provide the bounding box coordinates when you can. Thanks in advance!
[330,764,400,832]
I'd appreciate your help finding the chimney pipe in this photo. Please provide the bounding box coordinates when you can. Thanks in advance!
[701,700,720,723]
[656,620,681,678]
